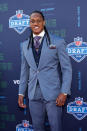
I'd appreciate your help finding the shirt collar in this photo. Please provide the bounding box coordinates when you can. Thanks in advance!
[33,30,45,38]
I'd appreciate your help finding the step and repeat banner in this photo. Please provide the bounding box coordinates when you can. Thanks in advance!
[0,0,87,131]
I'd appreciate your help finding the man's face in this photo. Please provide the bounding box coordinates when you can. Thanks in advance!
[30,13,45,35]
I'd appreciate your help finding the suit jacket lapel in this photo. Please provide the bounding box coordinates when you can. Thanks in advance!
[38,36,47,70]
[25,35,47,70]
[25,40,37,70]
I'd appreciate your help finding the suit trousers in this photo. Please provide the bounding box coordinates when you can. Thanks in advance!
[29,98,62,131]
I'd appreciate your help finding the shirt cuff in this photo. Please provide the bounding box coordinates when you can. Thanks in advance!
[63,93,67,95]
[18,94,24,96]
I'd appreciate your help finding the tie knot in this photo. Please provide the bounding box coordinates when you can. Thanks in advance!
[34,36,41,42]
[34,36,41,49]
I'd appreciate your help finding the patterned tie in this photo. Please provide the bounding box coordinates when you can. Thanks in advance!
[34,36,41,49]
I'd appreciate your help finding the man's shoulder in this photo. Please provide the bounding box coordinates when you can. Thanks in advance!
[21,38,29,49]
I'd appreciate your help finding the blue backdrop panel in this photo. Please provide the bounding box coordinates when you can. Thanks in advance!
[0,0,87,131]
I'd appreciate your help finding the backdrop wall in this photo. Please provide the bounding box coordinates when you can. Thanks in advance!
[0,0,87,131]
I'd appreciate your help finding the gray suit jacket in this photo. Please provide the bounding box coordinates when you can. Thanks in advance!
[19,34,72,101]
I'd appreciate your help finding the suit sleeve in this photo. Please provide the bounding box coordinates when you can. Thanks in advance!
[57,39,72,95]
[19,45,30,96]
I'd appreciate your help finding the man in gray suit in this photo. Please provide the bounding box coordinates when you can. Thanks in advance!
[18,10,72,131]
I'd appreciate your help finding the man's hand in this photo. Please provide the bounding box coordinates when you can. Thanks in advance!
[56,93,67,106]
[18,95,26,108]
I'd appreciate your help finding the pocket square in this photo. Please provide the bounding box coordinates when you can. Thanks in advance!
[49,44,56,49]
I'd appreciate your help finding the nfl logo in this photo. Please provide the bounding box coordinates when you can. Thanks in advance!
[22,120,29,128]
[75,97,83,105]
[9,10,30,34]
[66,37,87,62]
[67,97,87,120]
[16,10,23,18]
[22,120,29,127]
[74,37,82,46]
